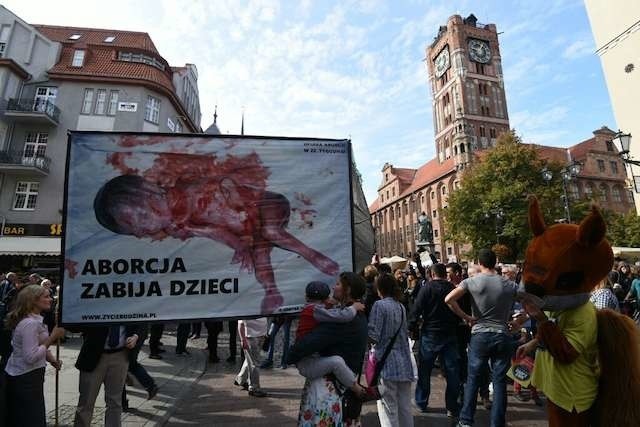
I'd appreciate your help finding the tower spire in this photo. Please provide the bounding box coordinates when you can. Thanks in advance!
[213,105,218,124]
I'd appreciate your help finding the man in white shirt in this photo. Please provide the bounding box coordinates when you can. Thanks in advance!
[234,318,268,397]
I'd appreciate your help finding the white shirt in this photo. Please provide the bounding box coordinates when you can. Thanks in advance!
[240,318,268,337]
[5,314,49,376]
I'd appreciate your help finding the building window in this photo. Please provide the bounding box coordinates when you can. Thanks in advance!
[430,191,435,199]
[432,209,437,218]
[441,186,446,195]
[72,49,85,67]
[81,89,94,114]
[94,89,107,114]
[606,141,614,152]
[584,184,594,199]
[107,91,119,115]
[145,96,161,124]
[13,181,39,210]
[104,36,116,43]
[489,128,497,138]
[599,184,608,203]
[118,51,166,71]
[69,34,82,40]
[597,159,605,173]
[392,187,395,197]
[610,161,618,174]
[0,26,10,58]
[569,183,579,200]
[479,126,486,137]
[612,186,622,202]
[466,82,478,114]
[447,247,453,255]
[434,229,439,238]
[23,132,48,159]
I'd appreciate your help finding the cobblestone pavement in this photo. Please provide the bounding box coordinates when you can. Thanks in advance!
[165,322,548,426]
[44,325,208,427]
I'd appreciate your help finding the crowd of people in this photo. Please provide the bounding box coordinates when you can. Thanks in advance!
[1,253,639,426]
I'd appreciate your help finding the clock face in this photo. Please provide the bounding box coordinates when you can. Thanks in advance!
[468,39,491,63]
[434,47,450,78]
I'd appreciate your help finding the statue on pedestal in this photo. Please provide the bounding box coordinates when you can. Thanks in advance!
[417,211,434,244]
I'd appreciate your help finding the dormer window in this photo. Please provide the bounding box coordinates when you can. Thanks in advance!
[72,49,85,67]
[69,34,82,40]
[104,36,116,43]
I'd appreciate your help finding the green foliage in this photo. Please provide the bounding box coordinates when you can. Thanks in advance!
[569,200,640,247]
[445,131,567,260]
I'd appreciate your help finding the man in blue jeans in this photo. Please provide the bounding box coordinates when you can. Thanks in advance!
[445,249,518,427]
[409,263,460,417]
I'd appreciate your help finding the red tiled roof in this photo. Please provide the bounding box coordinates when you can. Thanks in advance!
[393,167,417,184]
[34,25,158,52]
[368,198,380,213]
[401,157,455,197]
[32,25,197,132]
[568,138,594,160]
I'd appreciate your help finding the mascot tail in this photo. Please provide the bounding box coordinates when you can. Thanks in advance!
[596,309,640,426]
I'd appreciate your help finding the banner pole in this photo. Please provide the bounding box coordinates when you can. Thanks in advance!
[54,285,60,427]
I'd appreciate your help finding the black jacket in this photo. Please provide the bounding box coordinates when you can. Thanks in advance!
[288,311,368,374]
[75,325,140,372]
[409,279,459,334]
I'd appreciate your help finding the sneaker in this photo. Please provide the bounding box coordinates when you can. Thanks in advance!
[514,392,530,402]
[248,389,267,398]
[457,423,472,427]
[260,360,273,369]
[147,385,159,400]
[446,410,458,419]
[234,380,249,390]
[280,364,288,369]
[149,354,163,360]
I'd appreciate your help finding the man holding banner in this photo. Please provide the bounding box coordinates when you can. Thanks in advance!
[73,324,140,427]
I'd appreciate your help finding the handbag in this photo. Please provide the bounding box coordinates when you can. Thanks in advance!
[341,306,405,421]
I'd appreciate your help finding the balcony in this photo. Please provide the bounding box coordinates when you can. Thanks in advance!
[0,150,51,176]
[3,98,60,125]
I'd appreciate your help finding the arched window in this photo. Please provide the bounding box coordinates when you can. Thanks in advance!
[441,186,447,195]
[612,185,622,202]
[460,143,466,153]
[568,183,579,200]
[584,183,594,200]
[598,184,608,203]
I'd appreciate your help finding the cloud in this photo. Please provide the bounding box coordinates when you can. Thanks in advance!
[562,37,594,59]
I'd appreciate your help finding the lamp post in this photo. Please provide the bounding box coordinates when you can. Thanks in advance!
[541,160,582,223]
[484,206,505,244]
[612,131,640,194]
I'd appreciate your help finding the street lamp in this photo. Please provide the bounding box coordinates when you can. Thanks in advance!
[612,131,639,166]
[541,160,582,223]
[484,207,505,243]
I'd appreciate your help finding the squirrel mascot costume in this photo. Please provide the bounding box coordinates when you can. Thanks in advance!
[519,196,640,427]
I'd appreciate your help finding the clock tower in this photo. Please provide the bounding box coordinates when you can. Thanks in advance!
[426,14,510,169]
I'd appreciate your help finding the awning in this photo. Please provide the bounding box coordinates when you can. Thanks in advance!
[0,237,61,256]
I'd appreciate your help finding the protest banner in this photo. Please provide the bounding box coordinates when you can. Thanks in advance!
[60,132,353,324]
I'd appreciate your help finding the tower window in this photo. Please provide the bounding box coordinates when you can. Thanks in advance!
[489,128,497,138]
[479,126,486,137]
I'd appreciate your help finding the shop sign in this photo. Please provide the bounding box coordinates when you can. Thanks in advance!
[2,223,62,237]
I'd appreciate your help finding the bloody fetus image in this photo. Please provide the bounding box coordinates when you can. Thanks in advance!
[94,150,339,313]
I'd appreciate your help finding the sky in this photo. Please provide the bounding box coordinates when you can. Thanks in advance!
[4,0,615,204]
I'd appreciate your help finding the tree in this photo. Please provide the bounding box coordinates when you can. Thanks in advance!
[445,131,567,261]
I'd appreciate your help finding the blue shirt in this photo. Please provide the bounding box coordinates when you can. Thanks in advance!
[368,297,414,382]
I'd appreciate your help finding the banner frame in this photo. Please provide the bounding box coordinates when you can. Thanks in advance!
[59,131,355,326]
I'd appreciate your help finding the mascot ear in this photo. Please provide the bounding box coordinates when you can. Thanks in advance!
[528,195,546,236]
[577,204,607,247]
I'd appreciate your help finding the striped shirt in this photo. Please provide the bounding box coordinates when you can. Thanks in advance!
[368,297,414,382]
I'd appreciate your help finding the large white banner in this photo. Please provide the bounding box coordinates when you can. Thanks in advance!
[61,132,353,324]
